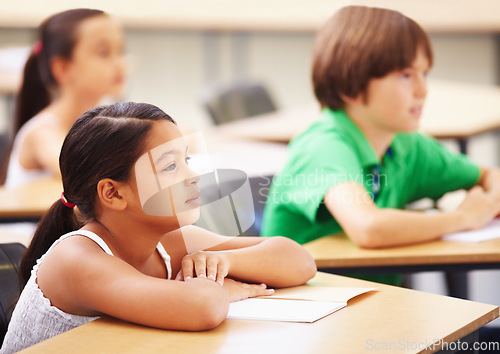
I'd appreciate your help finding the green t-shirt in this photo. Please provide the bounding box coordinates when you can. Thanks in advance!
[261,108,480,285]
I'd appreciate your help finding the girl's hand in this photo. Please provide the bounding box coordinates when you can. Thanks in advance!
[222,278,274,302]
[176,251,229,285]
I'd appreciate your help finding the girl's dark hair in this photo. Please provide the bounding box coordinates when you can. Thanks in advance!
[13,8,105,134]
[312,6,433,110]
[19,102,176,288]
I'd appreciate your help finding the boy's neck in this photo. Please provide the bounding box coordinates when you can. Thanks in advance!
[344,105,395,160]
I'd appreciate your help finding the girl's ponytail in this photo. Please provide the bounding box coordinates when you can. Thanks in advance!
[1,52,48,184]
[18,198,80,289]
[13,53,51,134]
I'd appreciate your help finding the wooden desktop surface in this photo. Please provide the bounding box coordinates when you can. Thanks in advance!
[214,80,500,143]
[304,233,500,270]
[202,133,289,177]
[0,178,61,219]
[20,272,498,354]
[1,0,500,33]
[0,69,21,95]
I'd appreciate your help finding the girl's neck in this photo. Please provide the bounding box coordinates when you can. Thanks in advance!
[344,106,395,160]
[46,92,102,132]
[84,217,176,270]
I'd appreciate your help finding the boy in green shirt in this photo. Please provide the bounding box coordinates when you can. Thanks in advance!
[261,6,500,285]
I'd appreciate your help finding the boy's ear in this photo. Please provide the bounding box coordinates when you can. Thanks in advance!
[340,92,364,106]
[50,56,70,85]
[97,179,128,211]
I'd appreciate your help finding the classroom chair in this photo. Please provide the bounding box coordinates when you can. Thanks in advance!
[0,132,11,185]
[195,170,272,236]
[0,242,26,346]
[199,80,277,125]
[245,175,273,236]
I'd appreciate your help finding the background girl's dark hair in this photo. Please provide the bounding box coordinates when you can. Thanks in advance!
[19,102,176,288]
[312,6,433,110]
[13,8,105,135]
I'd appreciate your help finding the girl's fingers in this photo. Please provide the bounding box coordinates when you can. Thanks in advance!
[181,257,194,280]
[249,284,274,297]
[216,273,225,286]
[216,261,228,286]
[194,257,207,278]
[216,262,228,286]
[206,256,218,281]
[180,252,228,283]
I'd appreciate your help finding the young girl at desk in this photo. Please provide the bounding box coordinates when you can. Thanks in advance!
[0,102,316,353]
[261,6,500,285]
[3,8,126,187]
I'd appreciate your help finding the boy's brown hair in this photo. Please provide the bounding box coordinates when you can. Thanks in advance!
[312,6,433,110]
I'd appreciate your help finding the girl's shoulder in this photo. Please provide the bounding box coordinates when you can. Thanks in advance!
[39,231,112,270]
[20,111,59,133]
[35,232,123,318]
[15,111,62,148]
[36,231,117,290]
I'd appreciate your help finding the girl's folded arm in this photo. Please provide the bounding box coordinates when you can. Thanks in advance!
[173,225,317,288]
[38,237,229,331]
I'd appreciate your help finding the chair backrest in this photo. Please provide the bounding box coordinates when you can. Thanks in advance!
[243,175,273,236]
[194,172,273,237]
[0,132,12,185]
[0,243,26,345]
[200,81,277,125]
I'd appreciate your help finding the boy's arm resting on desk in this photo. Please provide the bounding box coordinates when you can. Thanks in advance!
[324,182,500,249]
[171,225,317,288]
[479,167,500,194]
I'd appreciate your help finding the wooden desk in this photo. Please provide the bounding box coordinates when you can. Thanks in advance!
[0,178,61,220]
[202,133,289,177]
[213,80,500,153]
[304,233,500,274]
[20,272,499,354]
[0,68,21,95]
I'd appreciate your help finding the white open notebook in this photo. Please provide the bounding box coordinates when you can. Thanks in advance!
[442,218,500,243]
[227,286,376,323]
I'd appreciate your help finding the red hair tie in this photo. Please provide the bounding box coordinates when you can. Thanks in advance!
[33,40,43,55]
[61,192,76,209]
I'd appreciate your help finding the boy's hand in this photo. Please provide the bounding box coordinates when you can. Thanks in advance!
[222,278,274,302]
[175,251,229,285]
[458,186,500,230]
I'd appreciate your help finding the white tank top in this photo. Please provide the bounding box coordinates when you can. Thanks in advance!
[0,230,172,353]
[4,112,58,188]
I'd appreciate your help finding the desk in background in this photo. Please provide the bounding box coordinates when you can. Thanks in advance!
[0,178,61,221]
[304,234,500,274]
[20,272,498,354]
[213,79,500,154]
[202,133,288,177]
[0,67,21,95]
[304,233,500,301]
